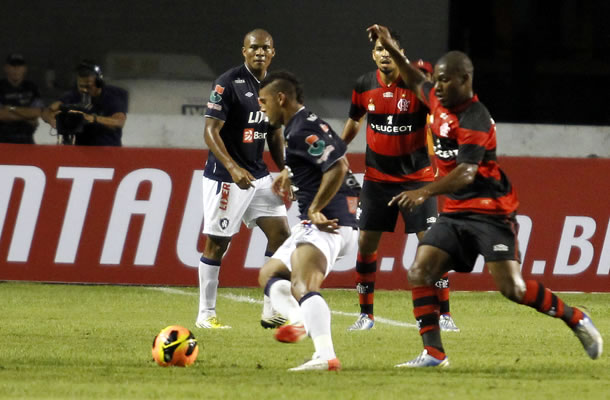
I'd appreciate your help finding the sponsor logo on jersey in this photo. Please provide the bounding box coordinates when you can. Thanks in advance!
[206,102,222,111]
[493,244,509,252]
[433,137,458,160]
[367,100,375,112]
[397,98,410,111]
[383,91,393,98]
[245,92,253,97]
[346,196,358,214]
[209,84,225,103]
[370,123,412,133]
[319,123,329,133]
[234,79,245,84]
[439,122,450,137]
[306,113,318,122]
[243,128,267,143]
[305,134,325,156]
[248,111,267,124]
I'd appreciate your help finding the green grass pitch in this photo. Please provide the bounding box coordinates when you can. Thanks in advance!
[0,282,608,399]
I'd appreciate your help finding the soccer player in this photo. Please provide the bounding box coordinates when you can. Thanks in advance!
[197,29,291,329]
[342,30,458,332]
[257,71,359,371]
[367,24,603,367]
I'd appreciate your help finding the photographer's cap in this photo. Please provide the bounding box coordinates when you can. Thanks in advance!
[6,53,26,66]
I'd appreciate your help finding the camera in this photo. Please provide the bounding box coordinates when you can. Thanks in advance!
[55,103,89,144]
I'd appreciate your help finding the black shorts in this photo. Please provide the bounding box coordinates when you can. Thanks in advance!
[357,180,437,233]
[419,212,521,273]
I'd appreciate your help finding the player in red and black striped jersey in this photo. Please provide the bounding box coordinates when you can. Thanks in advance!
[342,30,458,332]
[368,24,603,367]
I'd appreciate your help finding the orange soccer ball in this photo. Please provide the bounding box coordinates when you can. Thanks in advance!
[152,325,199,367]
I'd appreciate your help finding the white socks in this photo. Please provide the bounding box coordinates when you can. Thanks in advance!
[301,293,336,360]
[268,279,303,324]
[198,259,220,319]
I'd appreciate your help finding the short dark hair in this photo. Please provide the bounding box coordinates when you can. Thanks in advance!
[260,70,304,104]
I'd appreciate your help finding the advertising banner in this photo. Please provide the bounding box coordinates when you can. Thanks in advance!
[1,144,608,291]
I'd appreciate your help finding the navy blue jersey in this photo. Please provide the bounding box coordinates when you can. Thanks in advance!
[60,85,127,146]
[284,108,358,228]
[203,64,270,182]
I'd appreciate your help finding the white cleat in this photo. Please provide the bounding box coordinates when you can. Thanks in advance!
[439,314,460,332]
[347,313,374,331]
[289,357,342,371]
[573,312,603,360]
[195,316,231,329]
[261,295,288,329]
[395,349,449,368]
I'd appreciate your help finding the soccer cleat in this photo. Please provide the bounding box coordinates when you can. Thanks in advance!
[289,357,341,371]
[395,349,450,368]
[261,295,288,329]
[347,313,375,331]
[261,313,287,329]
[439,314,460,332]
[195,316,231,329]
[572,312,603,360]
[274,323,307,343]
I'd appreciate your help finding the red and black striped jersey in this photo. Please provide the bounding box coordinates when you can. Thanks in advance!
[349,70,434,183]
[420,81,519,215]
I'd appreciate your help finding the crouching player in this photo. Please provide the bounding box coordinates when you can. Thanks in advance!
[257,71,359,371]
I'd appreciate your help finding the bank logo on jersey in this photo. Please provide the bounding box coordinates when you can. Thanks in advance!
[243,128,267,143]
[397,97,410,112]
[210,84,225,103]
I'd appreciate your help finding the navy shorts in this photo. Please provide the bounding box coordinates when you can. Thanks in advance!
[357,180,437,233]
[419,212,521,273]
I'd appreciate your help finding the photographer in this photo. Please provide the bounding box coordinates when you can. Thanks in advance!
[42,60,127,146]
[0,53,44,144]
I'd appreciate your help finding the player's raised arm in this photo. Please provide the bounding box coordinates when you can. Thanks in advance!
[366,24,427,101]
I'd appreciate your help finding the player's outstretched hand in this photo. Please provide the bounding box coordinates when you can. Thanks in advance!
[309,211,340,234]
[367,24,392,46]
[388,188,428,212]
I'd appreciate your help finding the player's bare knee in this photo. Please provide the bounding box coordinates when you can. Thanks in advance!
[407,263,427,286]
[498,281,526,303]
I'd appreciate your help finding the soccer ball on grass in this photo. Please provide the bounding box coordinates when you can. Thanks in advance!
[152,325,199,367]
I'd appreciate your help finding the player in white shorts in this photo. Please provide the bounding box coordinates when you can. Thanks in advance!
[257,71,360,371]
[201,174,285,237]
[197,29,291,329]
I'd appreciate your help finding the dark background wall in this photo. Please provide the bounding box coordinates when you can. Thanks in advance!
[0,1,447,100]
[2,0,608,125]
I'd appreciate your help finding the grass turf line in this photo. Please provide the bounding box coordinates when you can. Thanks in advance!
[0,282,608,399]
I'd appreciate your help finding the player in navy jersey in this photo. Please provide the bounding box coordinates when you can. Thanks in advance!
[257,71,358,371]
[367,24,603,367]
[342,30,458,332]
[197,29,291,329]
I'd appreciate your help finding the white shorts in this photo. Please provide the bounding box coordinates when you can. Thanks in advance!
[272,221,358,277]
[202,174,287,237]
